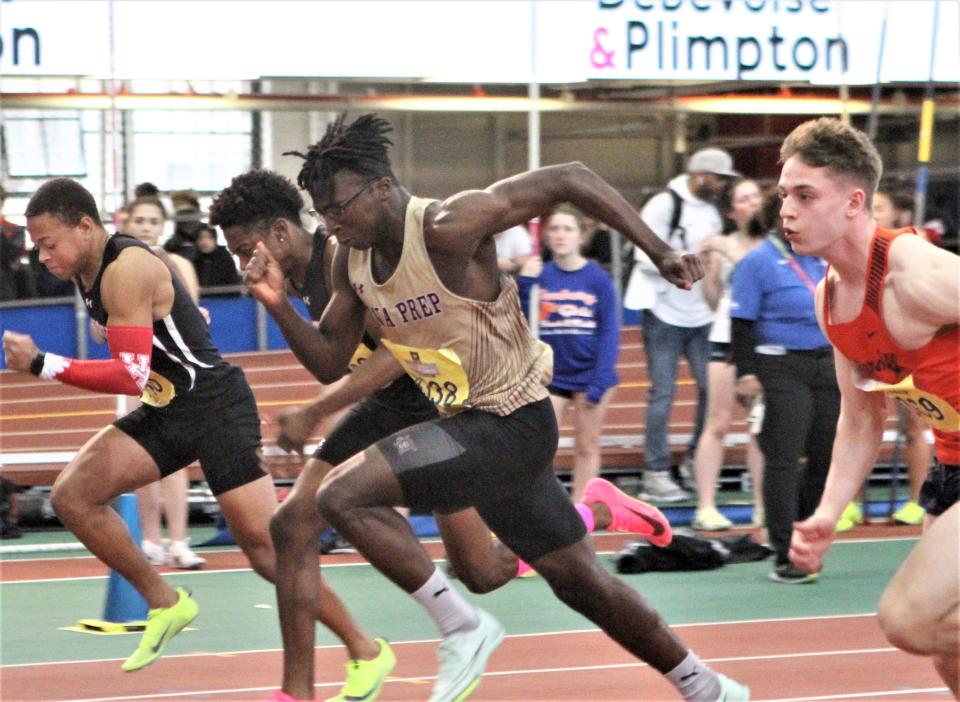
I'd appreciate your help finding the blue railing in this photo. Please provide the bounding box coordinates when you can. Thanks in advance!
[0,291,310,369]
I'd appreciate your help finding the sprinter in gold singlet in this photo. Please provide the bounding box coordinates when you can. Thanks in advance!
[242,113,750,702]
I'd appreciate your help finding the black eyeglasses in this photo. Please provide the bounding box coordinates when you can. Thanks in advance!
[309,178,379,221]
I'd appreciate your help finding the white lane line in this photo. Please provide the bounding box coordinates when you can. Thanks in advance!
[2,614,882,669]
[763,688,950,701]
[54,647,934,702]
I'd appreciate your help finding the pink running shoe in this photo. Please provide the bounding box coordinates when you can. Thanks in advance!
[264,691,310,702]
[515,559,537,578]
[582,478,673,547]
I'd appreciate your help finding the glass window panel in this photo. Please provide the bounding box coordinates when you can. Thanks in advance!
[132,132,250,192]
[3,116,86,177]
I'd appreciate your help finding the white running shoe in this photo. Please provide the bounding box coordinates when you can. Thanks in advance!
[166,540,206,570]
[716,673,750,701]
[142,539,166,566]
[428,609,504,702]
[639,472,690,503]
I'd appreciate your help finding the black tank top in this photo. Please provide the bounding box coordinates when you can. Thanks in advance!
[78,234,233,406]
[300,231,431,411]
[298,231,333,321]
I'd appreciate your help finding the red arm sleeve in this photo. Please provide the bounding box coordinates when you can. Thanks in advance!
[36,326,154,396]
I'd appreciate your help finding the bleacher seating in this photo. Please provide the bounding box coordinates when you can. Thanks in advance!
[0,327,902,488]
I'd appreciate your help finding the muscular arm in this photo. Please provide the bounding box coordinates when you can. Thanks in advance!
[318,345,403,414]
[790,280,893,573]
[277,345,405,452]
[789,346,887,573]
[100,248,168,327]
[429,162,702,289]
[246,242,365,384]
[816,349,888,521]
[3,249,163,395]
[811,280,887,521]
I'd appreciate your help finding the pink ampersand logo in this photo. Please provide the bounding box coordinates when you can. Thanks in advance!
[590,27,615,69]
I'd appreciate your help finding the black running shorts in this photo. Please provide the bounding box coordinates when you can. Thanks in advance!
[547,385,574,400]
[918,461,959,517]
[315,393,439,468]
[114,365,265,495]
[378,397,585,563]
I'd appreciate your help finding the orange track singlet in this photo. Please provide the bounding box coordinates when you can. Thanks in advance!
[824,228,960,464]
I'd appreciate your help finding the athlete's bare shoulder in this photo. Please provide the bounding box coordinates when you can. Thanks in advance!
[886,233,959,332]
[100,246,169,324]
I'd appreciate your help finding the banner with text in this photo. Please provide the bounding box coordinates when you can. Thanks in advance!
[1,0,956,84]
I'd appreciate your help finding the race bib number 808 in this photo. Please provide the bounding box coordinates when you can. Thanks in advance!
[381,339,470,409]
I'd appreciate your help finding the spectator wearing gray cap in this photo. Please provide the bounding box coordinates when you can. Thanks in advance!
[632,147,739,502]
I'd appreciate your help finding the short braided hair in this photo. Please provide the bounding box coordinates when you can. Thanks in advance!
[284,113,396,197]
[208,169,304,230]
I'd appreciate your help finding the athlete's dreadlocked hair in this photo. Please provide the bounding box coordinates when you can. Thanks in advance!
[284,113,396,198]
[208,169,304,231]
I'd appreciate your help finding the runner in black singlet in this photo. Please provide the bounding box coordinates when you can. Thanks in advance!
[3,179,375,691]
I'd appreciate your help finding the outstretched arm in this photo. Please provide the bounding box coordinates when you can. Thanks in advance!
[790,281,886,573]
[3,248,162,396]
[790,348,886,573]
[275,345,405,453]
[244,242,365,383]
[429,162,703,289]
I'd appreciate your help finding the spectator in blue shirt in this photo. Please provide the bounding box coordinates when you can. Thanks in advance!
[519,204,620,501]
[731,193,840,584]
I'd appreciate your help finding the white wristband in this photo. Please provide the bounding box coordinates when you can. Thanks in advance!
[40,352,70,380]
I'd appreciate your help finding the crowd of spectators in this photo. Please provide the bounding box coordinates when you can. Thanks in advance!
[4,156,954,585]
[0,182,241,303]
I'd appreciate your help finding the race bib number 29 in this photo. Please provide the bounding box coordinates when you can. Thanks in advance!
[381,339,470,409]
[857,373,960,432]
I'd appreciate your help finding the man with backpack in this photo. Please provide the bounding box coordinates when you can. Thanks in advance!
[634,148,738,502]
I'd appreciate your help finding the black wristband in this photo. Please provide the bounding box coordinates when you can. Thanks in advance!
[29,352,46,377]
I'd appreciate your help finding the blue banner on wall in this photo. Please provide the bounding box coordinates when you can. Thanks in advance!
[0,295,310,370]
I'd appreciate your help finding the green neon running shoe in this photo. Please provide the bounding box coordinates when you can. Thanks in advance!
[325,638,397,702]
[835,501,863,533]
[892,500,926,525]
[121,587,198,672]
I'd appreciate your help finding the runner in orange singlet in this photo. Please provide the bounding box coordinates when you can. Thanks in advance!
[778,118,958,698]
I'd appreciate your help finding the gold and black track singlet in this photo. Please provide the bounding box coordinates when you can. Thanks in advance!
[348,197,553,416]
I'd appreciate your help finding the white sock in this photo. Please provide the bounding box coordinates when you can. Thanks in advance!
[410,567,479,636]
[665,652,721,702]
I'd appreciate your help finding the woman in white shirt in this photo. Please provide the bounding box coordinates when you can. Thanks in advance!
[691,179,766,530]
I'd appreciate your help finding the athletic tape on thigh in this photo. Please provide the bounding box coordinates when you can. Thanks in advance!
[380,422,465,473]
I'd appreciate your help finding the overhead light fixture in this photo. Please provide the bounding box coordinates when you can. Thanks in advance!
[675,95,889,115]
[368,96,569,112]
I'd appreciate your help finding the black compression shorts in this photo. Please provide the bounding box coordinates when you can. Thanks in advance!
[918,461,959,517]
[314,394,439,467]
[378,397,585,563]
[114,365,265,495]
